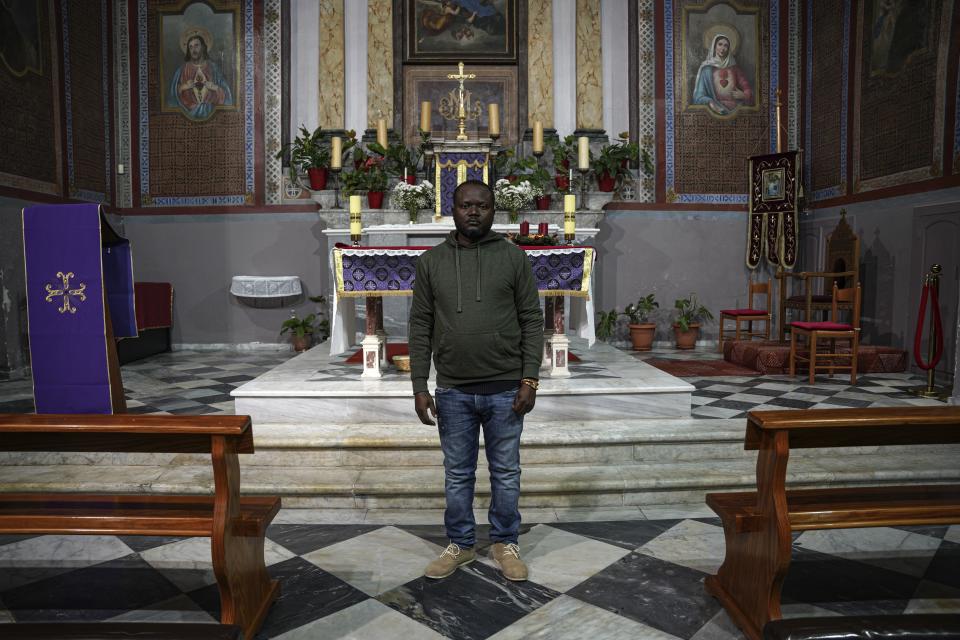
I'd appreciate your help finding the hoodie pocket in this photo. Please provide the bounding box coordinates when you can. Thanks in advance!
[437,330,517,379]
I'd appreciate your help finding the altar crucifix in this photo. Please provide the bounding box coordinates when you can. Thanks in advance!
[446,62,476,141]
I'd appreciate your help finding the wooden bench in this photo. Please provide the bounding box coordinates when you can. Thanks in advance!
[0,414,281,640]
[704,407,960,640]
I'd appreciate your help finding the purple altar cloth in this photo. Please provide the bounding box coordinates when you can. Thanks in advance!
[333,246,594,298]
[23,204,135,414]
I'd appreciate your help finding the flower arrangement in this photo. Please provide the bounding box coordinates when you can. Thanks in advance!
[391,180,434,223]
[494,179,534,223]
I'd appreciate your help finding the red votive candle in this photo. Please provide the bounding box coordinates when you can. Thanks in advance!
[538,222,549,235]
[519,221,530,236]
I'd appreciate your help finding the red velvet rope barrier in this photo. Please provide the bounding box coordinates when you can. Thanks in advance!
[913,281,944,370]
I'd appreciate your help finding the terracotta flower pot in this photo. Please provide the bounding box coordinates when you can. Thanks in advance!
[367,191,385,209]
[597,173,616,192]
[554,174,570,191]
[628,323,656,351]
[673,323,700,350]
[404,174,417,185]
[291,334,311,353]
[307,167,328,190]
[535,195,551,210]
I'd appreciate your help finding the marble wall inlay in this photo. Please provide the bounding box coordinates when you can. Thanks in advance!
[637,0,655,202]
[575,0,603,130]
[114,0,131,207]
[366,0,393,128]
[264,0,282,204]
[318,0,345,129]
[527,0,554,127]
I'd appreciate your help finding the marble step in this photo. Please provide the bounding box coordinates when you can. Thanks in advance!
[1,448,956,509]
[0,419,928,468]
[1,418,946,468]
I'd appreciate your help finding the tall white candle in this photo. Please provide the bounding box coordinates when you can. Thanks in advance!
[577,137,590,170]
[330,137,342,169]
[488,104,500,136]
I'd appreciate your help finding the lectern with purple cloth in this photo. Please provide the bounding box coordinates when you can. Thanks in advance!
[23,204,137,414]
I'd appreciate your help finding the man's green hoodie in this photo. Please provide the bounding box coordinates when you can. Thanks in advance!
[409,229,543,394]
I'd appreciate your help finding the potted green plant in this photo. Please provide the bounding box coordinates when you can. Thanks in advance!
[672,292,714,349]
[549,135,577,191]
[623,294,659,351]
[596,309,619,342]
[368,141,417,183]
[364,161,388,209]
[276,125,330,190]
[280,311,318,352]
[592,136,639,193]
[527,164,553,210]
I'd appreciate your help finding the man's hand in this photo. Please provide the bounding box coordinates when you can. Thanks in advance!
[512,384,536,415]
[414,392,437,425]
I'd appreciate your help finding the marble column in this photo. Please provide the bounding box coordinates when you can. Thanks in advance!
[553,0,576,136]
[318,0,345,129]
[575,0,604,137]
[527,0,554,128]
[366,0,393,130]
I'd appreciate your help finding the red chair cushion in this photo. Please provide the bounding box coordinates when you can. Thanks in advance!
[790,321,853,331]
[720,308,768,316]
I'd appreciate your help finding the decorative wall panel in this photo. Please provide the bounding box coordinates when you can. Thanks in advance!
[637,0,655,202]
[115,0,132,207]
[137,0,255,206]
[666,0,774,203]
[852,0,951,192]
[806,0,846,200]
[787,0,799,150]
[576,0,603,130]
[63,0,112,203]
[264,0,282,204]
[0,0,61,195]
[527,0,553,127]
[318,0,345,128]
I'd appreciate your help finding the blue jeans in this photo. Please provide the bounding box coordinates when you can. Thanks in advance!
[434,386,523,548]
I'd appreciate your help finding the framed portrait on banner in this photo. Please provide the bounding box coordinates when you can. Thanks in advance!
[746,150,801,269]
[405,0,517,64]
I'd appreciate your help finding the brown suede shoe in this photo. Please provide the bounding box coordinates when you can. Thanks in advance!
[491,542,528,581]
[424,542,476,579]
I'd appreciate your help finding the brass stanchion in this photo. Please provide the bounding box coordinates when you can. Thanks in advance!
[910,264,951,399]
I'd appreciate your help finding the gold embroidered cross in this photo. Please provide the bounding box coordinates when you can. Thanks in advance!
[44,271,87,314]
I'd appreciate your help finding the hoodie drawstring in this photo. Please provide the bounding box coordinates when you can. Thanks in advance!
[455,244,462,313]
[475,243,481,302]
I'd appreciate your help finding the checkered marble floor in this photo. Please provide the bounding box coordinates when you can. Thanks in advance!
[0,512,957,639]
[0,348,955,637]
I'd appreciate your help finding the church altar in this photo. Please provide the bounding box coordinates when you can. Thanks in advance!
[324,229,598,379]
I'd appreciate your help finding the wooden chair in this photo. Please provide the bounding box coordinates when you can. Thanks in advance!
[789,283,861,384]
[776,211,860,341]
[719,278,772,351]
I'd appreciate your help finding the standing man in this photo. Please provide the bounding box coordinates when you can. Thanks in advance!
[409,180,543,581]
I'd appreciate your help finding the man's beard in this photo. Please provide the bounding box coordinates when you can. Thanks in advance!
[456,219,491,240]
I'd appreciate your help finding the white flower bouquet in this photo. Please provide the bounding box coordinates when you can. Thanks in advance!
[494,179,534,222]
[391,180,434,223]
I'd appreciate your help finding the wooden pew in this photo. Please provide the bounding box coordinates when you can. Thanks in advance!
[704,407,960,640]
[0,414,281,640]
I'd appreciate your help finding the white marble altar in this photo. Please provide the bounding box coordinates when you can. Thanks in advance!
[232,337,694,425]
[322,223,601,361]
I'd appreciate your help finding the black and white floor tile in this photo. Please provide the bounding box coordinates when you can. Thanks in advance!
[0,347,955,637]
[0,518,957,638]
[0,346,943,418]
